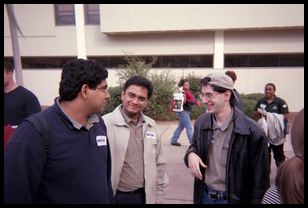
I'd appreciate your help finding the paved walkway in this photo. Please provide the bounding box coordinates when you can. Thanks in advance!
[156,121,293,204]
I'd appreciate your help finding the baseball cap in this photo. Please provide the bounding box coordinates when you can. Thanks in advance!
[203,73,239,101]
[206,73,234,90]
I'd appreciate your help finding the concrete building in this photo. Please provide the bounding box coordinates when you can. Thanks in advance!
[4,4,304,111]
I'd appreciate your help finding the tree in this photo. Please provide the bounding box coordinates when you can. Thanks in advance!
[115,52,157,86]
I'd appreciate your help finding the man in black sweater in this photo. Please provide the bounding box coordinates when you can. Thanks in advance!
[4,59,113,204]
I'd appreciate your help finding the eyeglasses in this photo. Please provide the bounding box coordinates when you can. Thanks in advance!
[199,92,218,100]
[95,86,108,94]
[127,92,147,102]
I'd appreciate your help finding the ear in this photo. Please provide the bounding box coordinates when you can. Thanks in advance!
[80,84,89,99]
[225,90,231,101]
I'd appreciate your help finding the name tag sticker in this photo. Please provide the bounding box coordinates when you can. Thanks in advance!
[96,136,107,146]
[260,104,266,110]
[145,131,156,140]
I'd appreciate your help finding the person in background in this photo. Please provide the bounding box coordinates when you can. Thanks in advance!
[102,76,168,204]
[255,83,289,168]
[262,108,304,204]
[170,79,195,146]
[4,59,113,203]
[225,70,244,112]
[4,61,41,146]
[184,73,269,204]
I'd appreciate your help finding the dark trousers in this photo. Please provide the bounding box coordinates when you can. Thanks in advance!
[113,188,145,204]
[269,143,285,167]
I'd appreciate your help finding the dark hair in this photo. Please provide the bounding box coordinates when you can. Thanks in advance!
[200,77,235,105]
[225,70,237,82]
[178,79,188,87]
[265,83,276,91]
[59,59,108,101]
[123,76,153,99]
[4,61,14,73]
[276,108,304,204]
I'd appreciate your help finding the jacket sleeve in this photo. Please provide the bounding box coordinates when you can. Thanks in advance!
[155,129,169,204]
[183,118,201,167]
[248,127,270,203]
[4,122,46,203]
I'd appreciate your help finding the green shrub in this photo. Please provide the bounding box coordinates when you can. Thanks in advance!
[191,103,206,120]
[101,86,122,115]
[115,54,157,86]
[146,71,177,120]
[241,93,264,120]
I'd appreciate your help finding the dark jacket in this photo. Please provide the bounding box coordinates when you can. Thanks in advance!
[184,107,270,204]
[4,99,113,203]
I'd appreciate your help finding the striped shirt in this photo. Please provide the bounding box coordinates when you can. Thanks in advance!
[261,185,281,204]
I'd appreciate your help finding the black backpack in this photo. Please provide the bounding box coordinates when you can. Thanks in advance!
[25,113,50,153]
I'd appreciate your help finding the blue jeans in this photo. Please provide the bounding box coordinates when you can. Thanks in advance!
[171,111,193,144]
[201,186,227,204]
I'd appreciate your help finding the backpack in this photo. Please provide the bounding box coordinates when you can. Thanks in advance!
[25,113,50,154]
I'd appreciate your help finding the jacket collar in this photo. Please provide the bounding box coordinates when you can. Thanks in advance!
[201,106,250,135]
[112,105,154,127]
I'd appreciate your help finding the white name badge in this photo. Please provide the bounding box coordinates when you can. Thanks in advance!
[260,104,266,110]
[96,136,107,146]
[145,131,156,140]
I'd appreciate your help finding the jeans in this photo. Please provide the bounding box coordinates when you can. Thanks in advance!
[201,186,227,204]
[171,110,193,144]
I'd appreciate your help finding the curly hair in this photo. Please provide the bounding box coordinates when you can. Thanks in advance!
[59,59,108,101]
[124,76,153,99]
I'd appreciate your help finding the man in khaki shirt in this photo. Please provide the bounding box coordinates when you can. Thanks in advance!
[102,76,168,204]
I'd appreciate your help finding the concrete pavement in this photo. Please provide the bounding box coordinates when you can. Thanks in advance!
[156,120,294,204]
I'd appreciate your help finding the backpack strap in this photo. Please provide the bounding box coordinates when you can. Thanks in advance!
[25,113,50,153]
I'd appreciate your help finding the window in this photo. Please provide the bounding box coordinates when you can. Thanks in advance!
[84,4,100,25]
[189,55,213,68]
[89,55,213,68]
[225,53,304,67]
[4,57,77,69]
[55,4,75,25]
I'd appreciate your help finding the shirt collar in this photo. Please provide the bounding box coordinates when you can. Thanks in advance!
[213,107,234,131]
[56,97,99,130]
[119,105,145,126]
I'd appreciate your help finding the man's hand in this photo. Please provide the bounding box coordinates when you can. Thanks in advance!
[257,108,267,117]
[188,152,207,180]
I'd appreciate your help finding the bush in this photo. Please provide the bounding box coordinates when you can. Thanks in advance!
[101,86,122,115]
[241,93,264,120]
[146,71,177,120]
[115,54,157,86]
[190,103,206,120]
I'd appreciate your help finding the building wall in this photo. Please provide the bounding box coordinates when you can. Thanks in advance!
[5,4,304,111]
[4,4,77,56]
[101,4,304,33]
